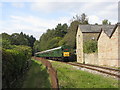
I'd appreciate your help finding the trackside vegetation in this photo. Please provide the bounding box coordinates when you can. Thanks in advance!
[2,45,32,88]
[21,60,51,88]
[51,61,118,88]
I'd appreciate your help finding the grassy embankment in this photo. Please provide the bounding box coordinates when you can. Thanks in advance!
[17,59,51,88]
[51,61,118,88]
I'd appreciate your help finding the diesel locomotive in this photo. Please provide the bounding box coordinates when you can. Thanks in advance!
[35,45,71,62]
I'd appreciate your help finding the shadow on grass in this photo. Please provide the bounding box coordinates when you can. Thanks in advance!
[20,60,51,88]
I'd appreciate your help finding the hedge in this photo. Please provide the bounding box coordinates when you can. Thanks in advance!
[2,45,32,88]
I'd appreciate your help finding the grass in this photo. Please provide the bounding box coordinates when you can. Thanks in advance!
[21,59,51,88]
[51,61,119,88]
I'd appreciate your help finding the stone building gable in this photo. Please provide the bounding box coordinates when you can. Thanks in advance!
[76,26,83,63]
[98,23,120,67]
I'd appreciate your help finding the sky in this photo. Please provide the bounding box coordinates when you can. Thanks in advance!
[0,0,119,40]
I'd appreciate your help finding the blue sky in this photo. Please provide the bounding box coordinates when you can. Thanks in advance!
[0,0,119,40]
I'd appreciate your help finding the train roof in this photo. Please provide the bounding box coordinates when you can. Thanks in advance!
[35,46,62,55]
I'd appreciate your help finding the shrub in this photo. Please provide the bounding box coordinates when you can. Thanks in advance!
[2,45,32,88]
[83,40,98,53]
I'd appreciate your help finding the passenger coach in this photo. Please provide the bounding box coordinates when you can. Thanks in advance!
[35,45,71,62]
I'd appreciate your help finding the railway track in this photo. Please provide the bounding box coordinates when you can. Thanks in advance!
[67,62,120,78]
[36,57,120,78]
[53,60,120,78]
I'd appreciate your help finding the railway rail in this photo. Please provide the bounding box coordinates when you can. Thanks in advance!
[35,57,120,78]
[50,59,120,78]
[67,62,120,78]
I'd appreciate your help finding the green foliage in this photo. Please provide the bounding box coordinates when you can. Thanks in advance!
[58,39,66,46]
[47,37,62,49]
[1,33,11,41]
[61,21,80,49]
[1,33,11,49]
[33,40,40,53]
[1,32,36,55]
[13,45,32,60]
[102,19,111,25]
[10,32,36,48]
[38,23,68,51]
[11,33,28,45]
[1,32,36,48]
[102,19,108,25]
[2,39,11,49]
[83,40,98,53]
[22,60,51,88]
[2,45,32,88]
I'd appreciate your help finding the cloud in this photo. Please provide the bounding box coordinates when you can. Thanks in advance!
[0,3,2,7]
[30,2,118,22]
[1,1,118,39]
[1,15,70,39]
[89,15,101,24]
[11,2,24,8]
[1,0,119,2]
[30,2,78,13]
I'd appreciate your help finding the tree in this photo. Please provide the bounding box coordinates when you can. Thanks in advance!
[11,33,28,45]
[47,37,62,49]
[38,23,68,51]
[2,33,11,41]
[55,23,68,37]
[70,13,89,24]
[102,19,111,25]
[109,22,111,25]
[2,39,11,49]
[28,35,36,48]
[1,33,12,49]
[61,21,80,49]
[95,23,98,25]
[81,13,89,24]
[33,40,40,53]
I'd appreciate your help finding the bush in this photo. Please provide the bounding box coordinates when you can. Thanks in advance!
[83,40,97,53]
[2,45,32,88]
[2,39,11,49]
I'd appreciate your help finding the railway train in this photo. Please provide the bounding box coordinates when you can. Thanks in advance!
[35,45,75,62]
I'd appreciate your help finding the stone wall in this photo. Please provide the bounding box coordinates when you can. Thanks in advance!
[76,27,83,63]
[118,26,120,67]
[84,53,98,65]
[76,27,100,63]
[98,26,119,67]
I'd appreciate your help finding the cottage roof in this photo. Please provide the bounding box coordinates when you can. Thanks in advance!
[97,23,120,40]
[102,25,115,37]
[78,24,114,33]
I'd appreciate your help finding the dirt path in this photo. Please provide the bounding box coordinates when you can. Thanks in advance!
[32,57,59,89]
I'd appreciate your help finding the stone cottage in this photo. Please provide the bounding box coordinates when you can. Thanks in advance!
[97,23,120,67]
[76,24,115,65]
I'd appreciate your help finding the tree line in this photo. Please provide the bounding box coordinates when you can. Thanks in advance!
[2,32,36,55]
